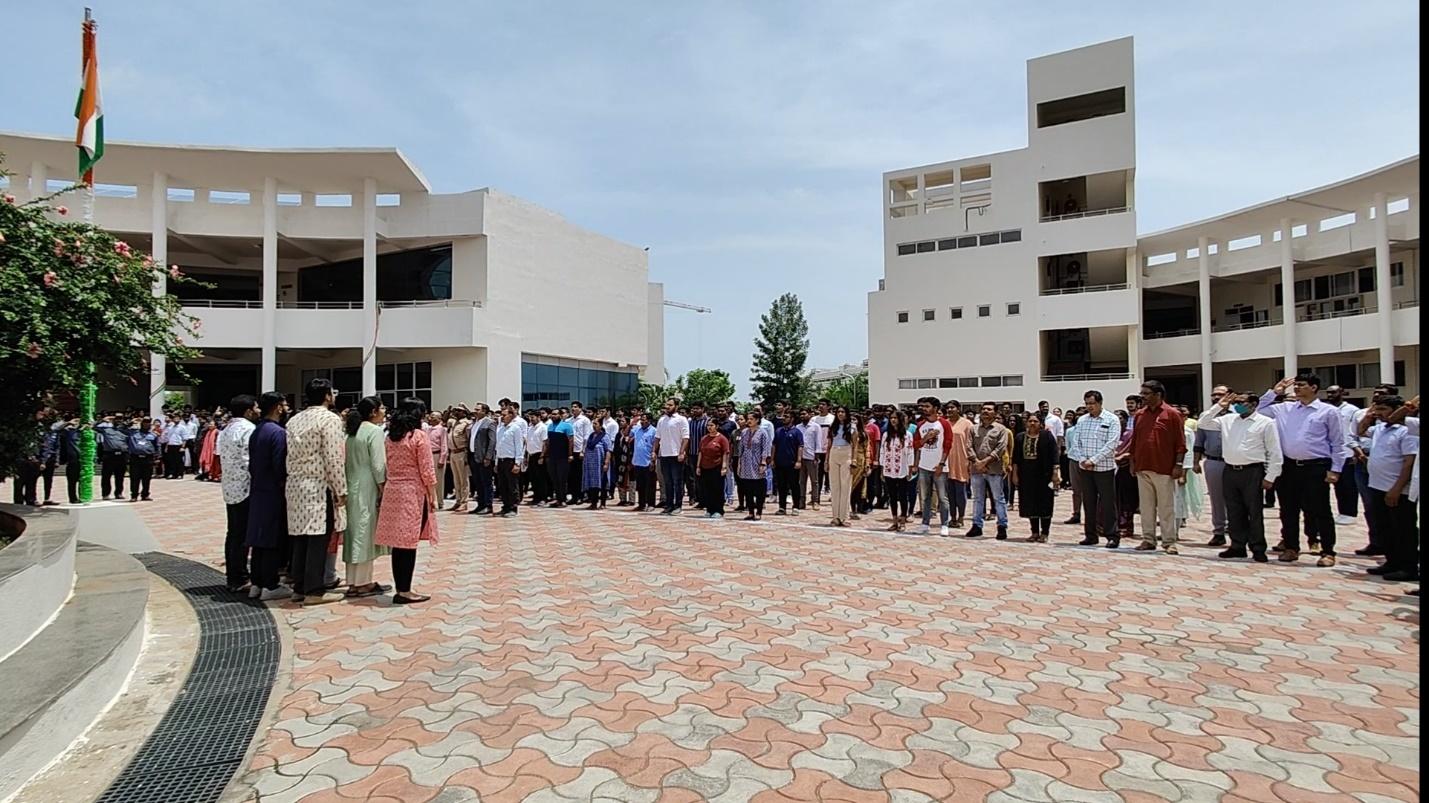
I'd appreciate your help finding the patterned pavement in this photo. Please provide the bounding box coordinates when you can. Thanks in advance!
[133,478,1419,802]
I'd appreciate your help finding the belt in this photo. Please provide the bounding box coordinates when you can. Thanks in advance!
[1204,455,1223,461]
[1290,458,1331,466]
[1226,462,1263,471]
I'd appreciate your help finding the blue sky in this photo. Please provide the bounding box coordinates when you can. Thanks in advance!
[3,2,1419,397]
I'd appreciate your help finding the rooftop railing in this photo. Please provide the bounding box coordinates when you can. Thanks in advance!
[1144,327,1199,340]
[180,298,482,309]
[1039,206,1129,223]
[1041,372,1135,382]
[1039,282,1129,296]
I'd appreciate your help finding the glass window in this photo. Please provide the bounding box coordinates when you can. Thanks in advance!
[957,236,977,248]
[939,378,957,388]
[979,233,999,246]
[1007,302,1021,316]
[981,376,1003,387]
[522,362,537,383]
[922,309,935,321]
[1334,364,1358,389]
[999,229,1022,243]
[898,379,916,390]
[915,241,935,253]
[536,363,559,385]
[950,307,963,319]
[414,362,432,390]
[1313,275,1331,300]
[1274,283,1282,307]
[897,311,909,323]
[958,377,979,388]
[1391,262,1404,286]
[1360,362,1380,388]
[559,366,579,387]
[380,392,398,409]
[332,367,360,396]
[917,378,936,389]
[1395,360,1406,387]
[937,239,957,251]
[376,364,395,391]
[1294,279,1311,303]
[415,390,433,409]
[978,305,991,317]
[298,243,453,303]
[1003,375,1023,386]
[897,243,916,256]
[1359,267,1376,293]
[1332,272,1355,297]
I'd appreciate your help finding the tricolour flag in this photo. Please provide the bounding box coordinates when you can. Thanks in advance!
[74,13,103,182]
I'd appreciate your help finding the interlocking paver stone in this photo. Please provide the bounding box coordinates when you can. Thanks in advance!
[131,479,1418,801]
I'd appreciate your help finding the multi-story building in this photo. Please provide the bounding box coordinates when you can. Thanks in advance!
[870,37,1140,411]
[868,36,1419,410]
[1,132,665,416]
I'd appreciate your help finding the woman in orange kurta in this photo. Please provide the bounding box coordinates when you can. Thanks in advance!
[375,398,439,604]
[198,420,222,482]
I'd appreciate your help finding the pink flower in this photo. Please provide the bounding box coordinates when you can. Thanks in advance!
[25,342,41,359]
[0,231,6,244]
[169,265,183,279]
[3,194,15,204]
[113,241,132,255]
[55,205,68,216]
[43,271,58,288]
[142,255,154,267]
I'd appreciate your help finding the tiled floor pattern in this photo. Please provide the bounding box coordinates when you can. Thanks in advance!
[134,479,1419,802]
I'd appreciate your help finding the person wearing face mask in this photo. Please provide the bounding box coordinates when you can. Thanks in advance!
[1197,391,1282,562]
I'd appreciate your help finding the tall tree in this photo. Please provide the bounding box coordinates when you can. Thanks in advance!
[750,293,813,407]
[673,368,736,406]
[823,370,869,410]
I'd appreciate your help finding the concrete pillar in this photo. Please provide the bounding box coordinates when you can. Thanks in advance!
[28,161,48,202]
[362,178,378,397]
[1372,193,1394,383]
[1279,218,1296,379]
[150,172,168,419]
[261,177,277,390]
[1198,236,1213,403]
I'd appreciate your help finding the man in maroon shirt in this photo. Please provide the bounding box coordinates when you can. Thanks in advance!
[1123,380,1186,554]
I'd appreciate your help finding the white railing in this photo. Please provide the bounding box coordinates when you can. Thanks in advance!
[1144,327,1199,340]
[1042,372,1135,382]
[1039,282,1129,296]
[178,299,262,308]
[378,299,483,309]
[181,298,482,310]
[1298,306,1373,322]
[1395,299,1420,309]
[1214,319,1280,333]
[1040,206,1130,223]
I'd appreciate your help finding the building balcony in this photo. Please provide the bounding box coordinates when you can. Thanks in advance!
[1036,285,1138,330]
[1041,371,1135,383]
[181,298,483,349]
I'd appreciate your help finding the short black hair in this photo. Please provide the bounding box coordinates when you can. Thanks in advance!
[259,391,286,416]
[945,399,961,409]
[304,377,334,406]
[1294,371,1321,390]
[818,398,832,406]
[1376,394,1405,410]
[917,396,941,408]
[1084,390,1103,403]
[1376,384,1399,395]
[227,394,257,419]
[1141,380,1166,397]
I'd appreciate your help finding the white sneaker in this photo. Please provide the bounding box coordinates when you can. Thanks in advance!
[259,584,293,601]
[916,524,930,534]
[1334,514,1356,525]
[711,513,722,520]
[939,525,950,537]
[248,585,262,599]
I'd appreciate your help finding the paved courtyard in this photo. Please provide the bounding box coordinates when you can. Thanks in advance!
[135,479,1419,802]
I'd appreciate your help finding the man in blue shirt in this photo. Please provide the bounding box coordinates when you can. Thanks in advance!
[773,412,805,515]
[127,419,160,502]
[1360,395,1419,582]
[630,412,658,511]
[686,403,708,509]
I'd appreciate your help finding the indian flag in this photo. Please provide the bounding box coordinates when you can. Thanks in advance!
[74,15,103,181]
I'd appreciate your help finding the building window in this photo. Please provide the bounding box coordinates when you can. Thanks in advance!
[1036,86,1127,128]
[917,378,936,389]
[1007,302,1021,316]
[978,305,991,317]
[897,311,910,323]
[979,233,999,246]
[958,377,979,388]
[1003,375,1023,386]
[937,239,957,251]
[377,361,434,410]
[915,241,936,253]
[950,307,963,319]
[981,376,1003,387]
[957,235,978,249]
[898,379,917,390]
[301,244,453,303]
[897,243,916,256]
[922,309,935,321]
[1395,360,1407,387]
[999,229,1022,243]
[939,378,957,388]
[1392,261,1405,286]
[521,360,638,408]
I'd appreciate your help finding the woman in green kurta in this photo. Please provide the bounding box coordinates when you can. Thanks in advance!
[344,396,390,597]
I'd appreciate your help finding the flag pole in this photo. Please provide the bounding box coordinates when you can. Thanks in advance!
[77,7,98,503]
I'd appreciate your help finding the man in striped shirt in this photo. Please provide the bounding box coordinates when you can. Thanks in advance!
[1067,390,1122,547]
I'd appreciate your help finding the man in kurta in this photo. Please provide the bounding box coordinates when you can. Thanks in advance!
[246,392,292,600]
[285,378,348,605]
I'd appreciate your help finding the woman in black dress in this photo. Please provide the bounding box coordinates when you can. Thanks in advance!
[1011,413,1059,542]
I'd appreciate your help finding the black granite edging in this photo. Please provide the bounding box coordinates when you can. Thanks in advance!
[96,553,280,803]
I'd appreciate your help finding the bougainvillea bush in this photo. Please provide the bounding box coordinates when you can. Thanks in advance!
[0,154,200,472]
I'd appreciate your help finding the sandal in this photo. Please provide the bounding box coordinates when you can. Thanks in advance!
[393,592,432,605]
[345,583,390,598]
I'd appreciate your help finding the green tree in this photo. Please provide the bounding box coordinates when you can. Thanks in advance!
[823,370,869,410]
[0,160,200,471]
[673,368,736,407]
[750,293,813,407]
[638,380,672,411]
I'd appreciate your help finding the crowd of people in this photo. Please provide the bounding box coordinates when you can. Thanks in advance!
[6,370,1419,604]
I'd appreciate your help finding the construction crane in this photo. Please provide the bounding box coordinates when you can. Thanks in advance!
[662,298,712,369]
[663,299,711,314]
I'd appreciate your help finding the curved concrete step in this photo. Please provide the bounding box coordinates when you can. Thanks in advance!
[0,542,149,801]
[0,505,78,662]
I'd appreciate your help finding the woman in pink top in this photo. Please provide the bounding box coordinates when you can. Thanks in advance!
[376,399,440,604]
[943,400,975,528]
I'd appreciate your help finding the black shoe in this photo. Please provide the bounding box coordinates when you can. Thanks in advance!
[633,505,646,512]
[964,527,983,538]
[996,526,1007,540]
[1383,570,1419,582]
[1354,547,1386,556]
[1367,564,1395,576]
[1105,539,1120,549]
[1252,552,1268,563]
[500,510,516,517]
[1207,536,1227,547]
[1271,541,1287,552]
[1062,517,1080,525]
[1218,548,1248,559]
[1078,537,1099,546]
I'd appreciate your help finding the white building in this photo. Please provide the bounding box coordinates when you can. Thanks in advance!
[868,37,1418,410]
[1,133,665,416]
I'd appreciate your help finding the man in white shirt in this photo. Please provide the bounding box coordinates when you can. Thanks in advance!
[653,397,690,514]
[160,415,188,479]
[569,402,594,505]
[1348,383,1397,557]
[1198,391,1283,562]
[493,406,527,517]
[1325,385,1362,525]
[217,395,260,592]
[601,407,620,502]
[798,409,823,509]
[524,409,550,504]
[810,399,834,495]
